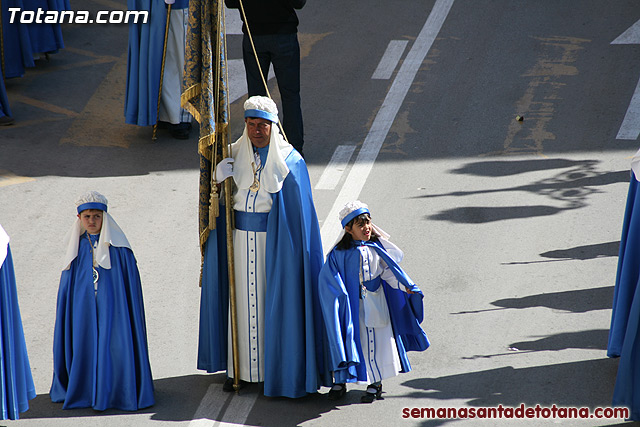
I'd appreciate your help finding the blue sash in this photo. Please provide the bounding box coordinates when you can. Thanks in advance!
[234,211,269,232]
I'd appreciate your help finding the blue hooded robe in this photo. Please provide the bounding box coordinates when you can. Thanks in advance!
[1,243,36,420]
[1,0,68,79]
[124,0,188,126]
[318,239,429,384]
[197,149,333,398]
[0,67,11,119]
[2,0,34,79]
[609,173,640,419]
[50,233,155,411]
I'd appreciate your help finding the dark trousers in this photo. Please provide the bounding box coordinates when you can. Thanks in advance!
[242,33,304,153]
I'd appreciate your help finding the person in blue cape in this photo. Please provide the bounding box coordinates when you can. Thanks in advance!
[0,224,36,419]
[1,0,69,79]
[0,67,15,125]
[197,96,332,398]
[50,191,154,411]
[125,0,192,139]
[318,201,429,403]
[608,149,640,420]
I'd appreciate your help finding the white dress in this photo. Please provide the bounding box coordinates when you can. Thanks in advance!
[356,242,406,383]
[227,166,271,383]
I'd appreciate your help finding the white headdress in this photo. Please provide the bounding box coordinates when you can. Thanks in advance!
[231,96,293,193]
[338,200,390,240]
[631,147,640,181]
[62,191,132,271]
[0,224,9,267]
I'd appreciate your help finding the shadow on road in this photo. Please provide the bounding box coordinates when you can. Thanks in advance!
[19,373,338,425]
[490,286,614,314]
[418,159,629,224]
[402,358,618,409]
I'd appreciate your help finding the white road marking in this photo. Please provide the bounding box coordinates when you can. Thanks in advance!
[320,0,455,253]
[612,18,640,140]
[612,18,640,44]
[188,384,259,427]
[372,40,409,80]
[315,145,357,190]
[616,75,640,140]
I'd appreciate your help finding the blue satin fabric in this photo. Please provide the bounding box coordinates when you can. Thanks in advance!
[609,175,640,419]
[1,246,36,420]
[318,239,429,384]
[50,235,154,411]
[1,0,68,79]
[23,0,67,55]
[234,210,269,232]
[0,67,10,119]
[198,149,333,398]
[2,0,34,78]
[125,0,166,126]
[124,0,188,126]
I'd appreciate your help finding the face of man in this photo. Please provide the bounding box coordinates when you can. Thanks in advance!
[246,117,272,148]
[78,209,103,235]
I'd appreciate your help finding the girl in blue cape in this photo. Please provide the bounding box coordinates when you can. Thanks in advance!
[318,201,429,403]
[0,224,36,419]
[50,191,154,411]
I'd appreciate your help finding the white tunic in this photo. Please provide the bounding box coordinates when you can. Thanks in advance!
[224,122,292,383]
[356,242,406,383]
[227,169,272,383]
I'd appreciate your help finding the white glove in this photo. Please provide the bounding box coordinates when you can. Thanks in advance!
[165,0,175,4]
[214,158,234,182]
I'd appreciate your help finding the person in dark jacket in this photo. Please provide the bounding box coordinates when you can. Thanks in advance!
[225,0,307,156]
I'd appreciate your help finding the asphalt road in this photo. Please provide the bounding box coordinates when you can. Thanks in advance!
[1,0,640,426]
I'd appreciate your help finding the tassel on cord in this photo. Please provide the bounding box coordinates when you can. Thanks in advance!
[209,139,219,230]
[209,186,219,229]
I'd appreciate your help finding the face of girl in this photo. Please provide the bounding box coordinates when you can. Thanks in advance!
[78,209,103,234]
[345,216,372,241]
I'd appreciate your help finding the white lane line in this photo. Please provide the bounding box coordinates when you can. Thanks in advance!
[188,384,258,427]
[612,19,640,140]
[612,18,640,44]
[315,145,357,190]
[320,0,455,253]
[617,75,640,140]
[372,40,409,80]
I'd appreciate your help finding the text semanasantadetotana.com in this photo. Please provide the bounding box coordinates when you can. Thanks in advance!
[402,404,630,420]
[7,8,148,24]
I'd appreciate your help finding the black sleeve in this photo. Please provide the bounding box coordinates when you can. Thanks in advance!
[288,0,306,10]
[225,0,240,9]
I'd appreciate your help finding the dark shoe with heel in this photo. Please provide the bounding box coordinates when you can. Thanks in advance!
[328,383,347,401]
[361,383,383,403]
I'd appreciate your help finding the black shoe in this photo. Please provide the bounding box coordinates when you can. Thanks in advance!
[156,120,171,129]
[327,383,346,401]
[157,121,191,139]
[223,377,246,392]
[361,383,382,403]
[170,122,191,139]
[0,115,15,126]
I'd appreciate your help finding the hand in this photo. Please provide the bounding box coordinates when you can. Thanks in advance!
[165,0,175,4]
[214,158,234,182]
